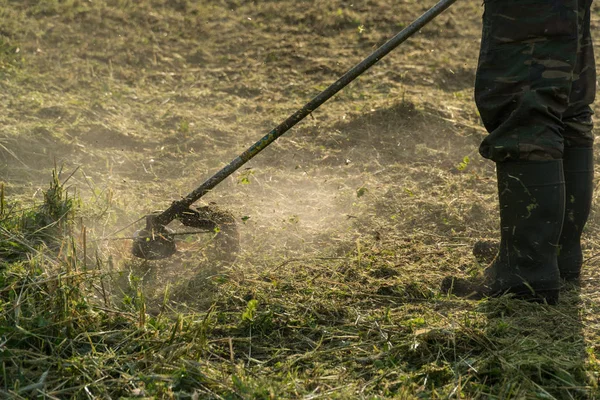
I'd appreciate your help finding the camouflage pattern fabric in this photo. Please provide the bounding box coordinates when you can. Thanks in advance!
[564,0,596,148]
[475,0,595,162]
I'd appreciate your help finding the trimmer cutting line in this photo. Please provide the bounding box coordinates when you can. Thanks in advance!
[132,0,458,260]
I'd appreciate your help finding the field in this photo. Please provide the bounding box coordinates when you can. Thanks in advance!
[2,0,600,398]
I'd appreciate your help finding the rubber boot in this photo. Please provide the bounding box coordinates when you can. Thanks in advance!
[442,160,565,304]
[472,148,594,284]
[557,147,594,282]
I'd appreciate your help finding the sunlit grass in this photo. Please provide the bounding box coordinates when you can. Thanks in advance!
[2,0,600,398]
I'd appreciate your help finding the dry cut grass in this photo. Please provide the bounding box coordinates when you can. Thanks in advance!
[2,0,600,399]
[0,170,597,399]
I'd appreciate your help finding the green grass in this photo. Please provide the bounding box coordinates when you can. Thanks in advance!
[2,1,600,398]
[0,173,597,398]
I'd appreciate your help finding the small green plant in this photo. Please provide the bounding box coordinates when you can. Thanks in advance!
[457,156,470,171]
[1,169,76,261]
[178,119,190,134]
[237,169,254,185]
[242,299,258,322]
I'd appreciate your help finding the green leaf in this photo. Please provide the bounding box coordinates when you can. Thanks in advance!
[242,299,258,322]
[457,156,470,171]
[356,187,368,198]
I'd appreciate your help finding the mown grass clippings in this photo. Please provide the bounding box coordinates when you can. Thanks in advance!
[1,171,598,398]
[2,0,600,398]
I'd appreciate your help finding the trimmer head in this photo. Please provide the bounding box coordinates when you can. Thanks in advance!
[132,218,177,260]
[131,205,238,260]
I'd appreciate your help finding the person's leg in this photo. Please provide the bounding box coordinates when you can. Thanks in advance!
[475,0,579,162]
[558,0,595,282]
[443,0,579,302]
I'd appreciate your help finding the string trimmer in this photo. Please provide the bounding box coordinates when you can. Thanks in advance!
[132,0,458,260]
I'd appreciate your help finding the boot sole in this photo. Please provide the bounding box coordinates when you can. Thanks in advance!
[492,286,559,305]
[442,277,560,305]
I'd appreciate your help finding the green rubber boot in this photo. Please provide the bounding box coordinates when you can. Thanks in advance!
[557,147,594,283]
[472,148,594,284]
[442,160,565,304]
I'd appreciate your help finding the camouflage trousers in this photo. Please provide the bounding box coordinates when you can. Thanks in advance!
[476,0,596,162]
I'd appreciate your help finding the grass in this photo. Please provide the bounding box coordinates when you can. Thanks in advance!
[2,0,600,398]
[0,173,597,398]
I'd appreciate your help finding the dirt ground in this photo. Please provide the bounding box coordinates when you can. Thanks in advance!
[3,0,600,397]
[0,0,491,276]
